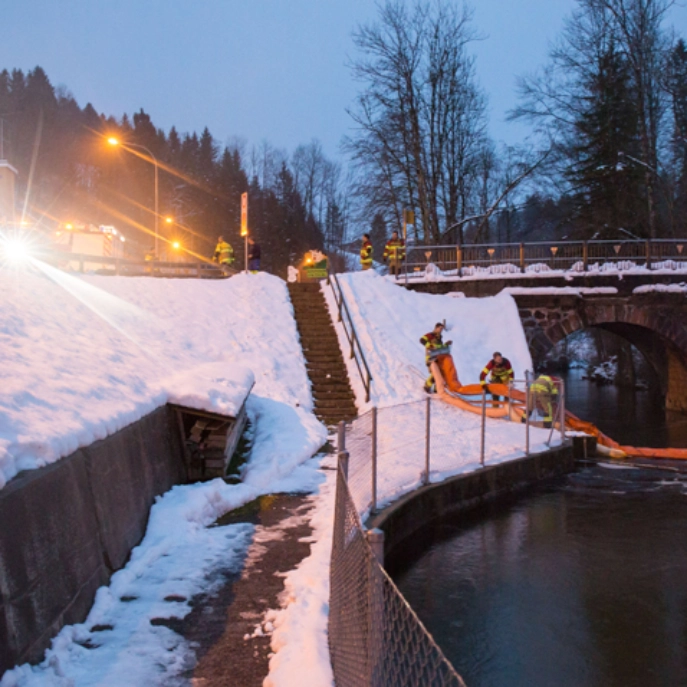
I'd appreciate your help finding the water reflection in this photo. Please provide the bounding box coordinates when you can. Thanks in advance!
[560,368,687,448]
[392,467,687,687]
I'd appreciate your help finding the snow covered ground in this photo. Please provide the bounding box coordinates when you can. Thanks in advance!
[323,271,561,517]
[0,262,329,686]
[403,258,687,284]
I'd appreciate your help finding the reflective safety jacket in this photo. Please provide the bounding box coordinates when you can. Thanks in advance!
[214,241,234,265]
[480,357,514,385]
[531,375,559,395]
[383,237,406,263]
[420,331,447,363]
[360,239,373,267]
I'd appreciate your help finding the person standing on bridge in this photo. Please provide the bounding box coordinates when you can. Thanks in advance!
[247,237,261,272]
[213,236,234,275]
[480,352,514,405]
[420,322,452,393]
[383,230,406,278]
[360,233,373,270]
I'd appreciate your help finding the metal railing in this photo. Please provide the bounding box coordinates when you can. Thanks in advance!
[33,249,228,278]
[403,239,687,279]
[328,271,373,402]
[329,380,568,685]
[330,455,467,687]
[344,379,566,517]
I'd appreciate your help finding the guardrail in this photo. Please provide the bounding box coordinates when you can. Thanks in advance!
[328,272,373,403]
[403,239,687,278]
[34,250,228,278]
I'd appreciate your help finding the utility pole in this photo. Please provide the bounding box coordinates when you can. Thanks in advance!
[241,192,248,273]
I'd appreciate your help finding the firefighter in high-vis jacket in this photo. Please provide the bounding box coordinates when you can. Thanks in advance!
[360,233,373,270]
[480,352,514,404]
[213,236,234,274]
[383,230,406,277]
[523,374,559,428]
[420,322,452,393]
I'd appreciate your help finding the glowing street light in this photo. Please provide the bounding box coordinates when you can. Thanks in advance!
[165,216,173,224]
[107,136,160,255]
[172,240,181,250]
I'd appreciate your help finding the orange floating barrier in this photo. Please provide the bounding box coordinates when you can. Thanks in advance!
[430,360,687,461]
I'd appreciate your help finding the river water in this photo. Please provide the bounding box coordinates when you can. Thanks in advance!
[391,373,687,687]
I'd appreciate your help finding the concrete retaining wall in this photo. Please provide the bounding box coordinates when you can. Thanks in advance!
[367,445,575,562]
[0,405,187,673]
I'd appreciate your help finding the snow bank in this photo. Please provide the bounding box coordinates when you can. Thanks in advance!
[1,263,330,685]
[323,271,558,516]
[0,263,326,489]
[634,282,687,294]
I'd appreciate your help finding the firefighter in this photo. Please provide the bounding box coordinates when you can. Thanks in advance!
[383,230,406,277]
[522,374,559,428]
[420,322,452,393]
[213,236,234,274]
[360,233,373,270]
[480,352,514,405]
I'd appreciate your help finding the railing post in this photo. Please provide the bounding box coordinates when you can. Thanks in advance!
[519,243,525,273]
[525,372,531,456]
[371,406,378,513]
[646,239,652,269]
[583,241,589,272]
[480,388,486,467]
[456,245,463,277]
[424,396,431,485]
[366,528,384,566]
[559,379,566,443]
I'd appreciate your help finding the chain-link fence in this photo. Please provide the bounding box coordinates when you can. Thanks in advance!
[329,461,467,687]
[329,378,567,685]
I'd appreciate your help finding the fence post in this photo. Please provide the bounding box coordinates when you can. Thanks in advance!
[371,406,378,513]
[646,239,652,269]
[583,241,589,271]
[559,378,566,443]
[424,396,431,485]
[480,389,486,467]
[366,528,384,566]
[338,420,346,454]
[456,245,463,277]
[525,372,531,456]
[519,243,525,273]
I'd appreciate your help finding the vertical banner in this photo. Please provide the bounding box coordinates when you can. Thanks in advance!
[241,192,248,236]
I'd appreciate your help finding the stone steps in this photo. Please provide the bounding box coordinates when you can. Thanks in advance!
[288,282,358,425]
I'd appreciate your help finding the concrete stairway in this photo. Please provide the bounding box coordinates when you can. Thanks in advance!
[288,282,358,426]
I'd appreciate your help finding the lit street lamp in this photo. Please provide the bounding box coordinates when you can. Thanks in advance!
[107,137,159,256]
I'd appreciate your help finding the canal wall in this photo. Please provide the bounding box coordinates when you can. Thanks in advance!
[0,405,187,674]
[367,444,574,562]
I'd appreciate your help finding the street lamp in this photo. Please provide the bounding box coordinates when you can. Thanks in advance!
[107,137,159,256]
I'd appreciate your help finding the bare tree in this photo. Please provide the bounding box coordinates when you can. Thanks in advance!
[346,0,491,244]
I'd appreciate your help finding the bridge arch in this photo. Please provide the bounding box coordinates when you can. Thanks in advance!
[516,294,687,413]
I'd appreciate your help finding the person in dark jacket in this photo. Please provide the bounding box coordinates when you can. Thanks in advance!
[479,352,514,405]
[248,237,261,272]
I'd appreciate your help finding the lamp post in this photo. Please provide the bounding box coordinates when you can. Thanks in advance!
[108,137,159,256]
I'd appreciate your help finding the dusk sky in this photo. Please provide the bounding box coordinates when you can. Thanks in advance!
[2,1,686,158]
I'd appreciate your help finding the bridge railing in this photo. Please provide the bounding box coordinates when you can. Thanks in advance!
[403,239,687,278]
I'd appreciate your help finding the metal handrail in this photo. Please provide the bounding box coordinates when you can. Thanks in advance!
[328,271,373,403]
